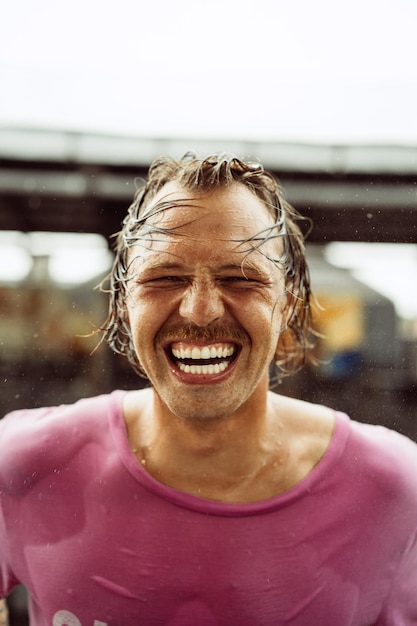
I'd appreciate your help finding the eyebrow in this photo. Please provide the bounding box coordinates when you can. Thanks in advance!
[220,262,275,282]
[136,259,273,280]
[138,261,187,273]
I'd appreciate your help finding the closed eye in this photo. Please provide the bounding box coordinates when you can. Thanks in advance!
[219,275,271,289]
[147,276,187,285]
[133,275,188,289]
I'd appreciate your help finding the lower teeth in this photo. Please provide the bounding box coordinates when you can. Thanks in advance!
[177,361,229,375]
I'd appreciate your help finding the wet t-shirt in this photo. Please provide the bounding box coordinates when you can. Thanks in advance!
[1,391,417,625]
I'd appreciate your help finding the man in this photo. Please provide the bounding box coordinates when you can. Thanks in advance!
[1,153,417,625]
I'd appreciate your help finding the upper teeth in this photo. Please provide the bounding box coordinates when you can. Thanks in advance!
[172,345,235,360]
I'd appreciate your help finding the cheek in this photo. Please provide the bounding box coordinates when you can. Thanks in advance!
[127,305,147,337]
[124,299,145,345]
[126,297,167,356]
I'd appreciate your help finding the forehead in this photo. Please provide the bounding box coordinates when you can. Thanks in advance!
[126,182,285,275]
[143,181,275,239]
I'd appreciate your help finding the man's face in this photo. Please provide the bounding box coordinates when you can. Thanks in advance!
[125,181,287,422]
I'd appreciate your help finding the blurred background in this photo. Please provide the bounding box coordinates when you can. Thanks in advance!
[1,0,417,622]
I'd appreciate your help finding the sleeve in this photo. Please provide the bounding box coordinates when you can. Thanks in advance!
[376,529,417,625]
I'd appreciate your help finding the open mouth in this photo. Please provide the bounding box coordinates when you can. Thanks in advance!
[168,342,238,375]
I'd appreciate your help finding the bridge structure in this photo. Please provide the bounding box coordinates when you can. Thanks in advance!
[0,128,416,244]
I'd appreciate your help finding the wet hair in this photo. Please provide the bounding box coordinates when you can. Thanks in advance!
[100,152,315,384]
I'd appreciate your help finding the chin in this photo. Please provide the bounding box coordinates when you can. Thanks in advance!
[158,391,240,424]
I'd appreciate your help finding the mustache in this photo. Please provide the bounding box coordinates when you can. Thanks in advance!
[157,323,248,344]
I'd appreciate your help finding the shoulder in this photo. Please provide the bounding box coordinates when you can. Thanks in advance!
[345,418,417,492]
[270,392,417,499]
[0,392,122,492]
[0,392,116,440]
[348,416,417,456]
[272,390,417,471]
[268,392,336,453]
[267,392,336,486]
[269,391,335,423]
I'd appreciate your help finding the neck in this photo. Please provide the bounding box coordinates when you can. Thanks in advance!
[127,385,287,502]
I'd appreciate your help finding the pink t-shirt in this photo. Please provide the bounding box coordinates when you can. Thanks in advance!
[1,391,417,625]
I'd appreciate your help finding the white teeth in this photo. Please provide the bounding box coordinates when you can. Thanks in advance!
[171,345,235,360]
[191,347,200,359]
[178,362,229,375]
[170,343,236,375]
[201,346,211,359]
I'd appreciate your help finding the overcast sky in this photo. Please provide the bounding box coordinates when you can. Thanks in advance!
[1,1,417,319]
[1,0,417,143]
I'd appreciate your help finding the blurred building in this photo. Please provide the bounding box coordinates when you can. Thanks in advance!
[0,129,416,438]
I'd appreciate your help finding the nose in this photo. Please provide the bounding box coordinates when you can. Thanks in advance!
[179,279,225,327]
